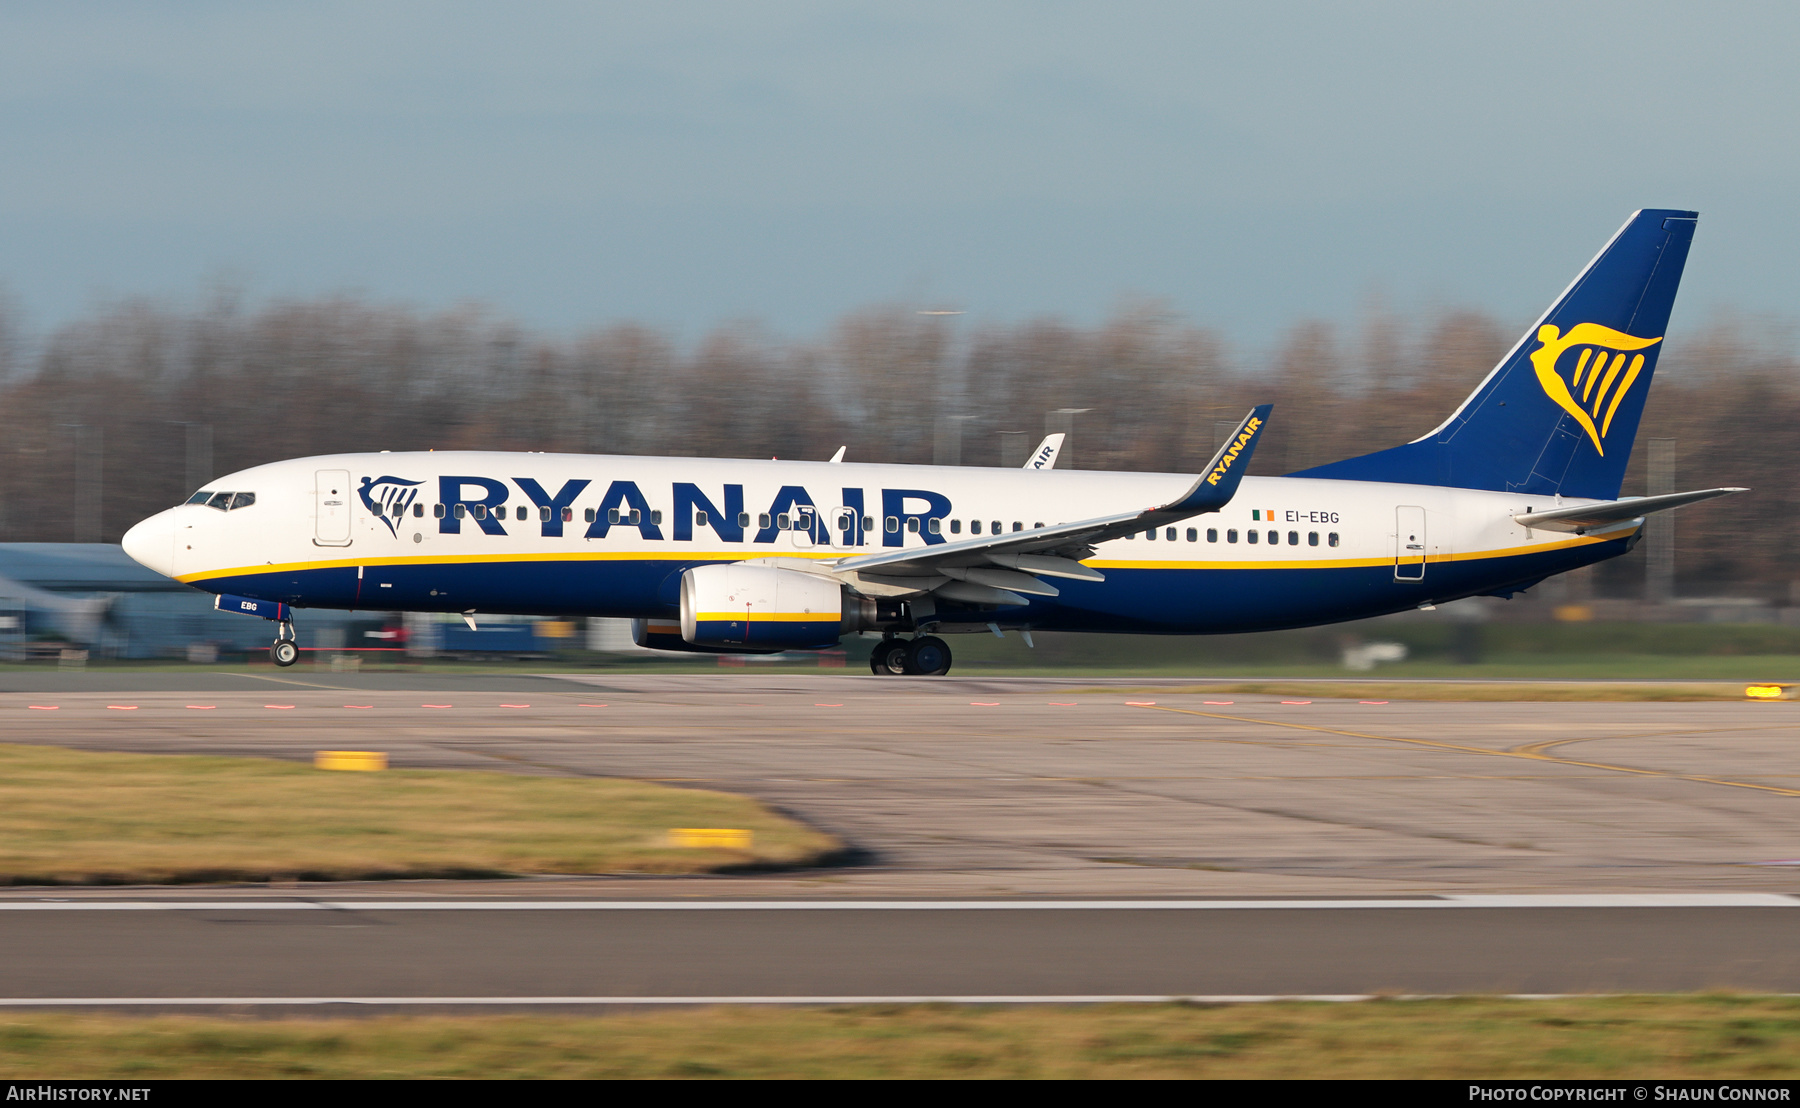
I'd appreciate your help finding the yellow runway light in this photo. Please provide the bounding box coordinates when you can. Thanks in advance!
[1745,685,1792,701]
[314,750,389,771]
[669,828,753,849]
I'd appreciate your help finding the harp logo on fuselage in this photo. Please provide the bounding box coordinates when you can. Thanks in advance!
[357,475,423,537]
[1528,323,1662,456]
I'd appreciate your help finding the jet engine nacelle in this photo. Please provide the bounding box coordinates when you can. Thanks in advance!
[680,563,847,650]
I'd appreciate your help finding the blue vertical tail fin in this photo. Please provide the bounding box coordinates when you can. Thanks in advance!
[1292,209,1698,499]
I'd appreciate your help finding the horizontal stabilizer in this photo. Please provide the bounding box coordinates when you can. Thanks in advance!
[1513,487,1747,534]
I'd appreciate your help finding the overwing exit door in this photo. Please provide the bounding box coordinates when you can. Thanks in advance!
[787,506,817,549]
[316,469,353,546]
[1394,505,1425,581]
[830,507,859,549]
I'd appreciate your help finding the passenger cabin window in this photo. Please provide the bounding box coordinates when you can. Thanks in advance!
[927,518,941,534]
[758,513,771,529]
[414,503,425,518]
[1186,528,1197,542]
[1308,531,1319,546]
[435,504,447,519]
[584,508,596,523]
[473,504,487,520]
[650,510,662,525]
[971,520,982,535]
[517,506,528,521]
[1328,532,1340,547]
[695,510,708,527]
[1206,528,1217,542]
[1145,529,1155,541]
[886,516,900,533]
[628,510,642,525]
[1035,522,1044,529]
[991,520,1001,534]
[777,513,791,530]
[907,517,920,533]
[1012,522,1022,532]
[862,516,873,531]
[1166,527,1176,541]
[608,508,621,525]
[950,519,962,534]
[454,504,467,519]
[1247,529,1258,544]
[737,512,750,528]
[1227,529,1238,543]
[561,507,572,522]
[1267,530,1277,544]
[1288,531,1299,545]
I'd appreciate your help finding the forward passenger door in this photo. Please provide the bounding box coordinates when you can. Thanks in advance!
[316,469,353,547]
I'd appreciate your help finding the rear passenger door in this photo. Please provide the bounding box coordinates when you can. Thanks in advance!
[1394,505,1425,581]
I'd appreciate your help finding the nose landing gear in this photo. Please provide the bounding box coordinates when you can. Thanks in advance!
[270,620,298,667]
[869,635,953,677]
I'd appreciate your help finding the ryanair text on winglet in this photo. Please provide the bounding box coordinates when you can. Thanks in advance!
[1205,417,1263,486]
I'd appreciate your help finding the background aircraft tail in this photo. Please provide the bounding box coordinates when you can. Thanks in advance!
[1292,209,1698,499]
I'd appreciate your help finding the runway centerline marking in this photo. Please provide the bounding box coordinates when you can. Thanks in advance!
[1137,705,1800,799]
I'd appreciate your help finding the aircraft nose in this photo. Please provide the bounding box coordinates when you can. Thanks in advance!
[121,510,177,578]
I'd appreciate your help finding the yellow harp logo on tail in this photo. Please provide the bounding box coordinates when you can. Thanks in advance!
[1528,323,1662,456]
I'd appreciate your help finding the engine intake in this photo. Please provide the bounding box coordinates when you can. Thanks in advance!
[680,564,848,651]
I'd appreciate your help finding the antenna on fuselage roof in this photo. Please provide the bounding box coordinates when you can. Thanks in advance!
[828,446,847,463]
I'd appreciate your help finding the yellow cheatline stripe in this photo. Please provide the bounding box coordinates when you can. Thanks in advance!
[694,612,833,623]
[1090,531,1630,571]
[179,528,1634,585]
[1135,704,1800,799]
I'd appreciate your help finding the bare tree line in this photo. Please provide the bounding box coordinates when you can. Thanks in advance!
[0,291,1792,597]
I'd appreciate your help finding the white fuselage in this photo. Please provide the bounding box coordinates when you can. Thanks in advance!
[121,450,1633,635]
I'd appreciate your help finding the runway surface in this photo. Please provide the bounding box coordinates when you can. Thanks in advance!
[5,672,1800,896]
[0,898,1797,1004]
[5,670,1800,1001]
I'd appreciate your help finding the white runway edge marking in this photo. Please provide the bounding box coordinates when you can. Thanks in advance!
[0,994,1742,1008]
[0,894,1794,911]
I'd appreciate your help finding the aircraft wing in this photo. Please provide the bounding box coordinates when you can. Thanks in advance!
[1512,486,1747,534]
[829,406,1271,606]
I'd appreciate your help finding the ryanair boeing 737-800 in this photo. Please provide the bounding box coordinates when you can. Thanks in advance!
[121,209,1743,675]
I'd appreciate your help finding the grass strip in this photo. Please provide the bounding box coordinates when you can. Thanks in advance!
[0,744,837,884]
[2,997,1799,1078]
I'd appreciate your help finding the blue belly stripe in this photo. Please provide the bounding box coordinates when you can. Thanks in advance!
[187,537,1628,634]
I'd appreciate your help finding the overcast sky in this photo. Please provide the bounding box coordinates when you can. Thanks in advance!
[2,1,1797,351]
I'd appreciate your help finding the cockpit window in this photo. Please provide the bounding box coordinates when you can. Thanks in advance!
[193,491,256,511]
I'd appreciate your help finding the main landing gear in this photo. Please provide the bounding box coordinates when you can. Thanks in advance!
[270,620,298,667]
[870,635,952,677]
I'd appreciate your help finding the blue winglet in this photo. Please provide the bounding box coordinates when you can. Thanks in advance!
[1160,404,1273,514]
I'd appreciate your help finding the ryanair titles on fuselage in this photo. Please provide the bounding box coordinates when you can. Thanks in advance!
[418,474,954,546]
